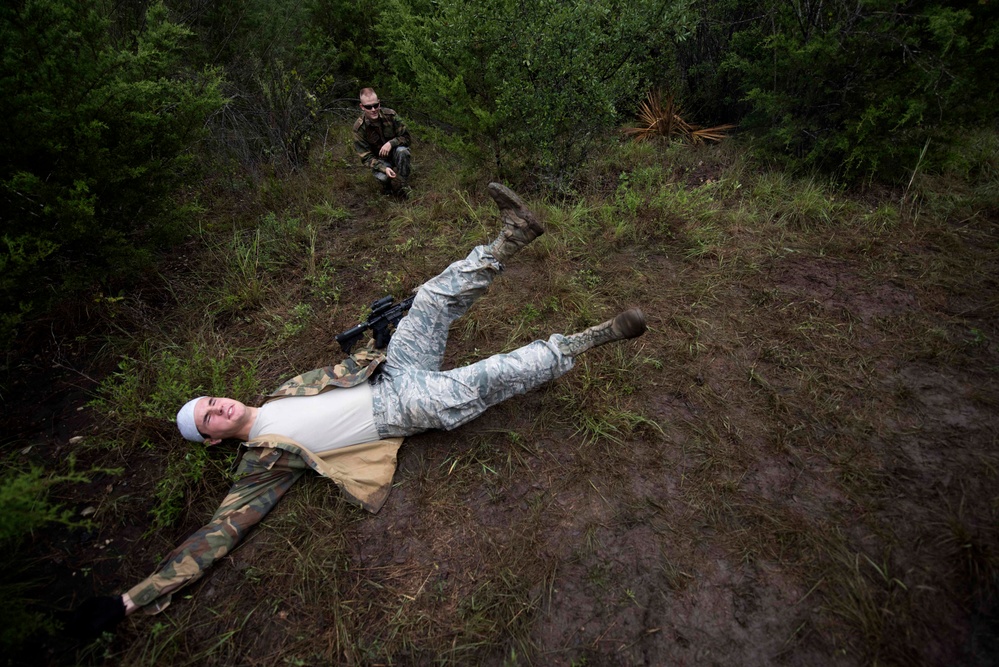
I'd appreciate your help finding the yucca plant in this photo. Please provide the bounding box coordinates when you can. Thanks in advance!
[624,90,735,145]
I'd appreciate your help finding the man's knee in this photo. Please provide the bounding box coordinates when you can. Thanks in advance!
[372,169,390,184]
[393,147,411,177]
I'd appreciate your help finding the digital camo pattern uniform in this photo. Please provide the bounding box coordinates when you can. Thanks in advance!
[352,107,412,185]
[127,246,574,614]
[372,245,575,436]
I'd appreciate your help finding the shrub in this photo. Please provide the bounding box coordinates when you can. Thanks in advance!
[0,465,88,545]
[0,463,90,648]
[0,0,224,342]
[176,0,366,170]
[376,0,694,190]
[679,0,999,182]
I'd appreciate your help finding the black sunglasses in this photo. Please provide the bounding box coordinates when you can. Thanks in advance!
[361,102,381,110]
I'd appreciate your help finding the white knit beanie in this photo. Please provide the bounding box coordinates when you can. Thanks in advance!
[176,396,207,442]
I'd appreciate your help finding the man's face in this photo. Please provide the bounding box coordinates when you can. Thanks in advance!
[360,92,381,121]
[193,396,250,443]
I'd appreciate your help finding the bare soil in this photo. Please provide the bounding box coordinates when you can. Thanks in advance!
[4,159,999,666]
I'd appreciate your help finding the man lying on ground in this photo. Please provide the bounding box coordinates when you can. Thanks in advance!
[74,183,646,635]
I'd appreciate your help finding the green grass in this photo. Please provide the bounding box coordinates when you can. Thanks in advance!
[34,124,999,665]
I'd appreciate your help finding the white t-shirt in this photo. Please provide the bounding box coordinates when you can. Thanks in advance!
[248,383,381,453]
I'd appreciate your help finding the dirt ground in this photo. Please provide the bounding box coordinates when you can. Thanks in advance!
[4,160,999,666]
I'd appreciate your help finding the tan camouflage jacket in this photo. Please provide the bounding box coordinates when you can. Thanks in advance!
[123,342,401,615]
[352,107,411,171]
[247,340,404,513]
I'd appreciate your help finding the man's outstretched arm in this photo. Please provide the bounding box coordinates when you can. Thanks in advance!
[125,448,307,613]
[72,448,307,637]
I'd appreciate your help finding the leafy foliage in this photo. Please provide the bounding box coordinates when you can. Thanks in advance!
[377,0,694,189]
[173,0,367,170]
[0,462,91,648]
[0,464,89,545]
[679,0,999,180]
[0,0,223,340]
[149,442,216,529]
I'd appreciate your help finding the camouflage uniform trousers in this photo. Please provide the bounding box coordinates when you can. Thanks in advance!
[126,448,307,612]
[371,245,575,437]
[372,146,411,187]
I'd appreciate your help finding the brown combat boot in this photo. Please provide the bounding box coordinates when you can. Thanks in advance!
[558,308,647,356]
[486,182,544,263]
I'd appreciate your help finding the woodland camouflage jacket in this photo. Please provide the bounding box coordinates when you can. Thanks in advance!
[352,107,411,171]
[246,339,404,513]
[124,340,403,614]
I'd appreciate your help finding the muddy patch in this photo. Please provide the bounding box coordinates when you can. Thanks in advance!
[771,256,917,322]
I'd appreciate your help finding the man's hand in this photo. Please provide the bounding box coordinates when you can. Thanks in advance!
[379,141,393,157]
[385,167,397,179]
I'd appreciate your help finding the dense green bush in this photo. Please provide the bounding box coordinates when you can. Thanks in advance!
[0,465,88,545]
[0,463,90,648]
[0,0,223,340]
[170,0,370,169]
[376,0,693,189]
[680,0,999,181]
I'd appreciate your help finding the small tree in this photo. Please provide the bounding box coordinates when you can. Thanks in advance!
[678,0,999,181]
[172,0,367,170]
[0,0,224,341]
[377,0,695,189]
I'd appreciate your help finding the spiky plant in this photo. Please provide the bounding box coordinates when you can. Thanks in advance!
[624,90,735,145]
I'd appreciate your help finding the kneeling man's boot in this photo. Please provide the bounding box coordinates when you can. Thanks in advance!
[486,182,544,263]
[558,308,647,356]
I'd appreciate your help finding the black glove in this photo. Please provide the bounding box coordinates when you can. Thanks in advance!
[69,595,126,638]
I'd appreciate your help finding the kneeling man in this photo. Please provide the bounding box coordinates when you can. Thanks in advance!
[353,87,412,194]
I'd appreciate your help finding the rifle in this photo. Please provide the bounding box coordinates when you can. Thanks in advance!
[336,294,416,354]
